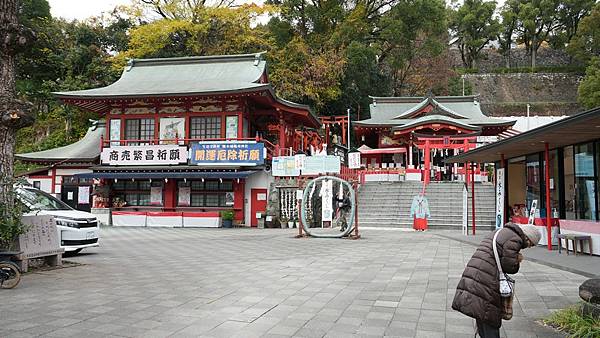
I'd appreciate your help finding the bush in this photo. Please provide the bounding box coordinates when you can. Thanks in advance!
[544,303,600,338]
[0,187,27,250]
[220,210,234,221]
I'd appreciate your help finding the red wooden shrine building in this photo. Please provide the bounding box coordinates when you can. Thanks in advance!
[353,95,515,182]
[18,52,321,226]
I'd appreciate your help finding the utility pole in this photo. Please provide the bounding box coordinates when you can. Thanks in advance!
[526,104,531,131]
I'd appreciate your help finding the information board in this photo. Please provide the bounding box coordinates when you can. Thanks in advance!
[272,156,300,177]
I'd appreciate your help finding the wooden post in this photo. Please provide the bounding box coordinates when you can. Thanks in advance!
[544,142,552,250]
[278,112,286,152]
[471,163,476,235]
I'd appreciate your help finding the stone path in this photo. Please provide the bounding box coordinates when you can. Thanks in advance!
[0,228,586,337]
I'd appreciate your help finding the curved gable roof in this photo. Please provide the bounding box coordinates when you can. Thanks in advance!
[54,53,268,99]
[391,115,480,132]
[16,121,105,163]
[393,97,468,119]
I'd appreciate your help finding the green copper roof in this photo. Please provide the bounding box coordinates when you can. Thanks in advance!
[16,121,105,163]
[54,53,269,99]
[355,95,514,128]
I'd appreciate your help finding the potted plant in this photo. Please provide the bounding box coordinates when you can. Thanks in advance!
[220,210,234,228]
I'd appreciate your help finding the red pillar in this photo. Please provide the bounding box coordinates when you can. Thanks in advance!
[278,113,286,155]
[164,179,177,211]
[233,179,245,223]
[544,142,552,250]
[471,163,476,235]
[424,140,430,184]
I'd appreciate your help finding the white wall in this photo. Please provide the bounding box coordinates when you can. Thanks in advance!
[244,170,273,226]
[25,177,52,194]
[55,168,92,176]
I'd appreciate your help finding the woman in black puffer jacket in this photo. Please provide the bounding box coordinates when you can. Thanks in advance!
[452,222,541,338]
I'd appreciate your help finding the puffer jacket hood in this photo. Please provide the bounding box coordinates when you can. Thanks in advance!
[451,223,526,328]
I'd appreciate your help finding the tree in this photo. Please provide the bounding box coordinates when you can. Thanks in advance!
[510,0,562,68]
[377,0,448,96]
[498,3,519,68]
[578,57,600,108]
[553,0,594,48]
[567,2,600,63]
[118,4,272,62]
[0,0,35,241]
[268,38,346,110]
[450,0,501,69]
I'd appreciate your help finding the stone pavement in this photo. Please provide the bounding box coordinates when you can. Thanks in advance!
[0,228,587,338]
[437,229,600,278]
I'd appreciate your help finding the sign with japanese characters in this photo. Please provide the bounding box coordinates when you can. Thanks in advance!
[19,215,63,259]
[101,145,188,165]
[190,142,265,166]
[495,168,505,229]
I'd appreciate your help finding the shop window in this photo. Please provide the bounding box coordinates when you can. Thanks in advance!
[526,153,542,215]
[178,179,232,207]
[564,146,576,219]
[113,179,158,207]
[541,149,561,217]
[125,119,155,145]
[190,116,221,139]
[574,142,597,220]
[597,140,600,220]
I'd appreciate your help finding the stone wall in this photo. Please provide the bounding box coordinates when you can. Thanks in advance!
[465,73,583,116]
[449,47,580,71]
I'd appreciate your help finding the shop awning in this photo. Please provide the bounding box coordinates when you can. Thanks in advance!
[74,170,256,179]
[445,106,600,163]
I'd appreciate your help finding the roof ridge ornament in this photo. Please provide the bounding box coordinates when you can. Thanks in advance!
[125,59,134,72]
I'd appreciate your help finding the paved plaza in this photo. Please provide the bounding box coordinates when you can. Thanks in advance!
[0,228,588,338]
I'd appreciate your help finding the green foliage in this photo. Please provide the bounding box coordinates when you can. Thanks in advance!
[544,303,600,338]
[220,210,234,220]
[447,77,473,96]
[0,184,27,250]
[578,57,600,109]
[568,3,600,63]
[450,0,501,68]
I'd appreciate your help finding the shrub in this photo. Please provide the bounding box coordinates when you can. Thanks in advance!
[220,210,234,221]
[544,303,600,338]
[0,186,27,250]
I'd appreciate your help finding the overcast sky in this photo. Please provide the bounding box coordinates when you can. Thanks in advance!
[48,0,132,20]
[48,0,505,21]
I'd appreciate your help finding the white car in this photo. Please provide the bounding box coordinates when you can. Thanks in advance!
[17,187,100,254]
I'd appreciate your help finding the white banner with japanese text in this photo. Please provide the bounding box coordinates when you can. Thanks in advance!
[101,145,188,165]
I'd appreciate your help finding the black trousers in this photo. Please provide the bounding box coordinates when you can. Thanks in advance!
[476,319,500,338]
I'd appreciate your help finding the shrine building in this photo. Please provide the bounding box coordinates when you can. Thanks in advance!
[17,52,320,227]
[353,95,515,182]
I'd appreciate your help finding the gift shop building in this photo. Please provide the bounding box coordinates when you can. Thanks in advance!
[18,53,320,227]
[447,107,600,255]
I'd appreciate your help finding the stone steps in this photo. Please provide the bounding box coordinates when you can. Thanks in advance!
[357,181,496,229]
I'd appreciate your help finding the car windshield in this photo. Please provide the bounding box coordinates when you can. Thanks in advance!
[17,188,72,211]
